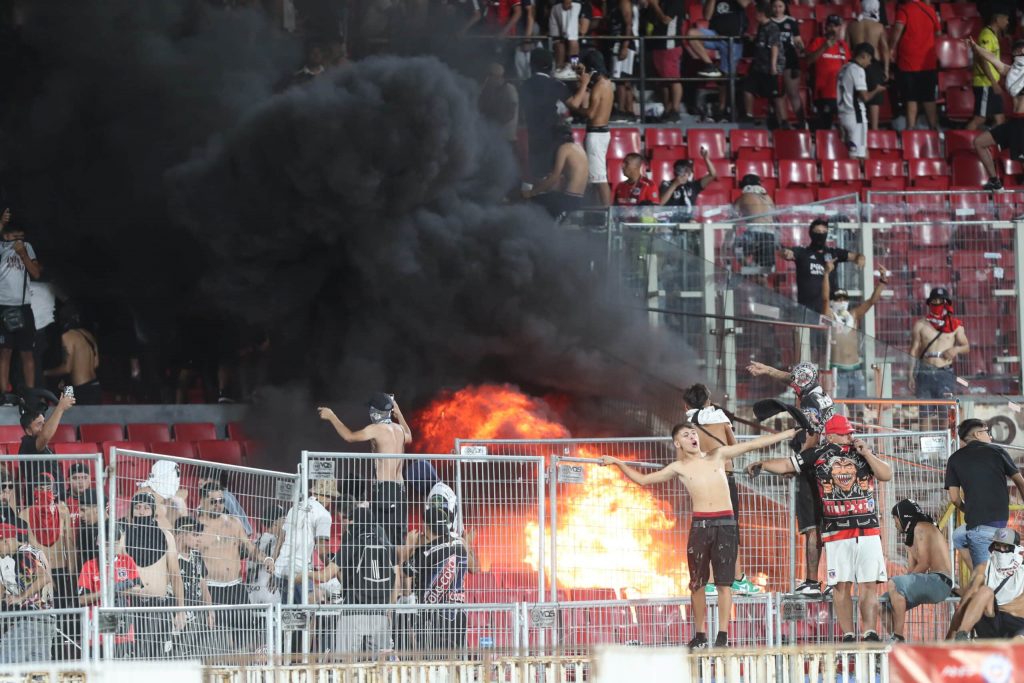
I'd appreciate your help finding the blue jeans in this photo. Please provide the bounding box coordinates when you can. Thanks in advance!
[835,368,866,399]
[953,524,1001,567]
[697,29,744,74]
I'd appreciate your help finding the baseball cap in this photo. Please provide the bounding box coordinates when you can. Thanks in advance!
[740,174,762,188]
[927,287,950,302]
[990,528,1020,548]
[825,414,855,436]
[368,392,394,412]
[69,463,90,476]
[826,14,843,25]
[831,288,850,300]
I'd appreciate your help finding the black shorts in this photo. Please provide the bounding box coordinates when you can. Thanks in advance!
[532,191,584,219]
[687,518,739,589]
[209,582,253,631]
[795,477,820,534]
[727,472,742,546]
[744,71,782,99]
[0,305,35,351]
[975,608,1024,638]
[865,60,886,106]
[740,229,777,270]
[990,119,1024,161]
[896,69,938,104]
[974,86,1005,119]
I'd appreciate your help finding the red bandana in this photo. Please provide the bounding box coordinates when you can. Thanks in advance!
[926,303,962,334]
[27,475,61,547]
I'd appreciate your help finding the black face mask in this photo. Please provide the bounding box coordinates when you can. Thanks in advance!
[809,232,828,249]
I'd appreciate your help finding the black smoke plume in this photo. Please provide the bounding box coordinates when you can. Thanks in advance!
[4,2,691,461]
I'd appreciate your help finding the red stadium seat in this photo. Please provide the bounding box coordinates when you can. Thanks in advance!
[815,130,849,161]
[101,440,147,469]
[0,426,22,443]
[778,159,818,188]
[866,158,907,191]
[936,36,971,70]
[174,422,218,441]
[945,16,982,40]
[645,127,683,151]
[649,158,675,186]
[950,191,998,221]
[195,440,243,466]
[901,131,942,160]
[53,442,100,456]
[80,423,125,443]
[774,130,814,160]
[51,424,77,443]
[126,423,171,443]
[814,4,853,23]
[729,129,772,158]
[572,128,585,146]
[691,157,735,192]
[867,130,900,160]
[938,69,972,92]
[735,156,776,181]
[821,159,863,189]
[945,129,981,159]
[226,421,248,441]
[788,4,811,21]
[687,129,728,159]
[608,128,642,159]
[775,188,816,206]
[940,3,979,21]
[649,146,687,166]
[59,458,98,484]
[147,441,197,459]
[1002,158,1024,187]
[240,440,262,460]
[908,159,951,189]
[952,156,990,188]
[797,21,816,50]
[607,158,625,185]
[945,86,975,122]
[916,221,954,247]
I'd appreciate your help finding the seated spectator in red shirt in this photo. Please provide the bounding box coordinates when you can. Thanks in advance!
[613,153,660,205]
[891,0,940,131]
[806,15,850,131]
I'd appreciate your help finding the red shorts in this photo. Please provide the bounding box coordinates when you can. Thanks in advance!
[652,48,682,79]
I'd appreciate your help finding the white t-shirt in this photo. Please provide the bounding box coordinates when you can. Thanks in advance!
[837,62,867,119]
[0,241,35,307]
[427,481,464,538]
[274,496,332,578]
[985,545,1024,606]
[686,407,732,426]
[28,281,55,329]
[249,532,281,605]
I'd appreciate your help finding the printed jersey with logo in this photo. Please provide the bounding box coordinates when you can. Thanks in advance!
[178,549,208,610]
[0,544,52,609]
[613,177,660,205]
[795,385,836,434]
[974,26,1001,87]
[985,545,1024,606]
[791,442,880,542]
[709,0,746,37]
[77,554,139,644]
[806,39,850,100]
[409,536,468,609]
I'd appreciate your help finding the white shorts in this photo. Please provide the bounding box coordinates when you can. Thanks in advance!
[825,534,887,586]
[611,47,636,78]
[585,130,611,183]
[549,2,582,41]
[838,112,868,158]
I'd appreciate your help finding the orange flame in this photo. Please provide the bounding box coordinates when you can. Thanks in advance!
[414,384,688,596]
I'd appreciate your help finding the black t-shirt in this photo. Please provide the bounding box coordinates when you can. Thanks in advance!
[178,550,207,622]
[791,246,850,309]
[751,20,784,74]
[645,0,684,50]
[792,442,880,541]
[772,16,800,66]
[709,0,746,37]
[18,434,62,499]
[408,536,468,607]
[945,441,1020,528]
[659,179,703,217]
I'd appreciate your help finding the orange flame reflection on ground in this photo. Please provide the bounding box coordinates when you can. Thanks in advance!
[414,384,688,596]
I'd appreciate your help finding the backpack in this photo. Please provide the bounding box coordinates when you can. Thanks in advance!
[345,524,395,605]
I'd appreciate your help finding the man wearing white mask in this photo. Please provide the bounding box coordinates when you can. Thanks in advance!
[969,37,1024,191]
[821,260,887,398]
[950,528,1024,640]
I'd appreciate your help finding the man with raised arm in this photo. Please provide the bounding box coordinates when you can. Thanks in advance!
[967,36,1024,190]
[601,422,797,650]
[746,414,893,642]
[317,393,412,547]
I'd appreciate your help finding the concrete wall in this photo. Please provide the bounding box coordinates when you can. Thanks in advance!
[0,404,249,438]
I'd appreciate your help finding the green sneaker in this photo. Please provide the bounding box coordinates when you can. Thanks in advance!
[705,584,718,595]
[731,574,762,595]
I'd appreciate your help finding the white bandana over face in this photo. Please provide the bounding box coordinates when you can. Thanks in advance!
[987,545,1024,605]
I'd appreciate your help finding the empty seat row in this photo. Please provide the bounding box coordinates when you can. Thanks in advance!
[0,438,253,467]
[0,421,249,444]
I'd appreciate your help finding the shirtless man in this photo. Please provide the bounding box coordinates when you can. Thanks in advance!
[196,482,274,645]
[821,260,887,399]
[124,492,185,657]
[968,37,1024,190]
[846,0,890,130]
[885,499,953,642]
[950,528,1024,640]
[318,393,412,547]
[683,384,760,596]
[908,287,969,400]
[734,175,776,277]
[601,422,797,649]
[523,124,588,219]
[43,309,100,405]
[566,49,614,207]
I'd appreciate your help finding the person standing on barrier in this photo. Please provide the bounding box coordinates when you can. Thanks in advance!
[909,287,969,401]
[821,259,887,400]
[602,422,798,649]
[949,528,1024,640]
[683,383,761,596]
[884,499,953,642]
[946,419,1024,572]
[196,482,274,651]
[318,393,413,549]
[124,491,186,658]
[747,414,892,643]
[0,534,55,663]
[747,360,835,596]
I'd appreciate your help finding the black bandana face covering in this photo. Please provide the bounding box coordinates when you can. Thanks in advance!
[369,408,392,424]
[892,499,932,547]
